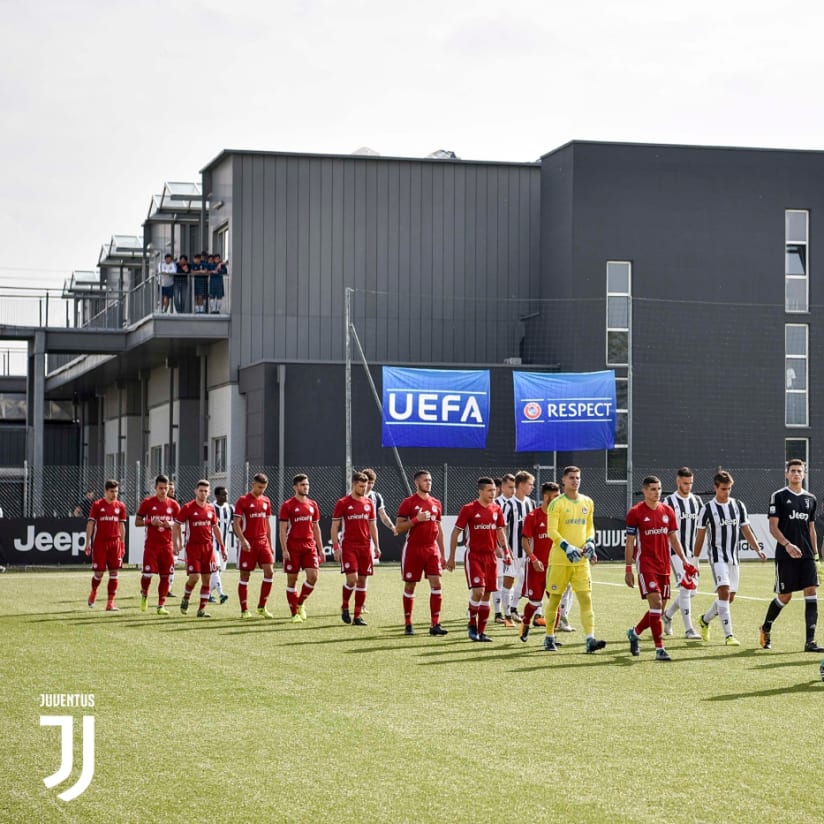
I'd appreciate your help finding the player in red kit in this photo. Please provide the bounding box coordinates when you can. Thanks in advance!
[331,471,380,625]
[279,473,323,623]
[176,480,226,618]
[85,479,127,611]
[446,476,511,642]
[395,469,448,637]
[136,474,181,616]
[624,475,697,661]
[233,473,276,619]
[518,481,560,642]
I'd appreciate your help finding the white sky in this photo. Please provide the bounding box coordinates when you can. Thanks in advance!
[2,0,824,291]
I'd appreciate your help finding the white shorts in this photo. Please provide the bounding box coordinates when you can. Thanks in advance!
[708,559,739,593]
[502,555,526,580]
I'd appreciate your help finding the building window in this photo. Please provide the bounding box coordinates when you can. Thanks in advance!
[105,452,123,478]
[149,445,163,476]
[785,323,808,427]
[606,261,630,366]
[606,447,627,482]
[212,436,227,474]
[605,375,628,483]
[785,210,808,313]
[785,437,809,466]
[214,223,230,261]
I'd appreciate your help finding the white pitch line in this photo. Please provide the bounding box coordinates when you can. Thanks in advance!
[592,579,773,602]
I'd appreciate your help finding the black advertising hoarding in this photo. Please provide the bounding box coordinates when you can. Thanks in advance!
[0,518,96,566]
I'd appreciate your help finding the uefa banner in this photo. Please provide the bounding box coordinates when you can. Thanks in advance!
[513,370,617,452]
[382,366,490,449]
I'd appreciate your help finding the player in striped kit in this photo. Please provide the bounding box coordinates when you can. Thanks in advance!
[662,467,703,640]
[493,474,516,624]
[693,470,766,646]
[210,486,233,604]
[501,471,540,626]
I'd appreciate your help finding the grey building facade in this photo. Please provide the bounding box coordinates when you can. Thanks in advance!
[1,140,821,517]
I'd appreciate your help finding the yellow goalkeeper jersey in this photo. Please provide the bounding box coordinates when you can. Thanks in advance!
[547,493,595,566]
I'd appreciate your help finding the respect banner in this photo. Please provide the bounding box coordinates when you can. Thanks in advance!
[513,370,617,452]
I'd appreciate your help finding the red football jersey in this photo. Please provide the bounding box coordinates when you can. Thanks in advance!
[455,500,504,553]
[279,497,320,550]
[176,500,218,547]
[234,493,274,541]
[332,494,374,547]
[522,507,552,566]
[397,494,442,551]
[88,498,127,544]
[626,501,677,573]
[137,495,180,550]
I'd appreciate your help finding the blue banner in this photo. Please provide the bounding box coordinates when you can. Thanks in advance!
[513,370,616,452]
[382,367,490,448]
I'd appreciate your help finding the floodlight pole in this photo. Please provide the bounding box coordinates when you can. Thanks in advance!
[345,287,353,486]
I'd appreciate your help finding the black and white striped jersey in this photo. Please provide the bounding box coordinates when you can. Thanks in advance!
[697,497,750,565]
[503,496,536,558]
[214,501,236,553]
[663,492,703,557]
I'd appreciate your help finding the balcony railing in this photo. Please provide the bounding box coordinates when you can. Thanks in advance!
[0,273,230,334]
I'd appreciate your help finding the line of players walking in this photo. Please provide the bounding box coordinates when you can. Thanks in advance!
[83,459,824,658]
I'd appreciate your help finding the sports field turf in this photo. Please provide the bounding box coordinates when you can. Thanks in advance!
[3,562,822,823]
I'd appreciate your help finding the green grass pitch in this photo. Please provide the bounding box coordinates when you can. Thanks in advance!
[2,562,823,823]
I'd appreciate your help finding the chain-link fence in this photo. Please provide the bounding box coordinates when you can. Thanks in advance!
[0,461,810,520]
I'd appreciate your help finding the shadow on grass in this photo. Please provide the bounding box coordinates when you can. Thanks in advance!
[705,680,823,700]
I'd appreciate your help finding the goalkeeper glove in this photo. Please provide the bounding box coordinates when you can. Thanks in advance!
[683,562,699,577]
[560,541,582,563]
[583,540,597,561]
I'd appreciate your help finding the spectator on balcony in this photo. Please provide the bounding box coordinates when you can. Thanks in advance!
[158,254,176,313]
[210,254,227,314]
[173,255,190,313]
[191,253,208,314]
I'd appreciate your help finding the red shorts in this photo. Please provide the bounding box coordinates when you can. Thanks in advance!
[340,543,373,576]
[239,538,274,571]
[91,539,123,572]
[637,566,671,600]
[143,545,175,576]
[522,562,548,602]
[401,544,442,582]
[186,543,217,575]
[464,549,498,592]
[284,544,319,573]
